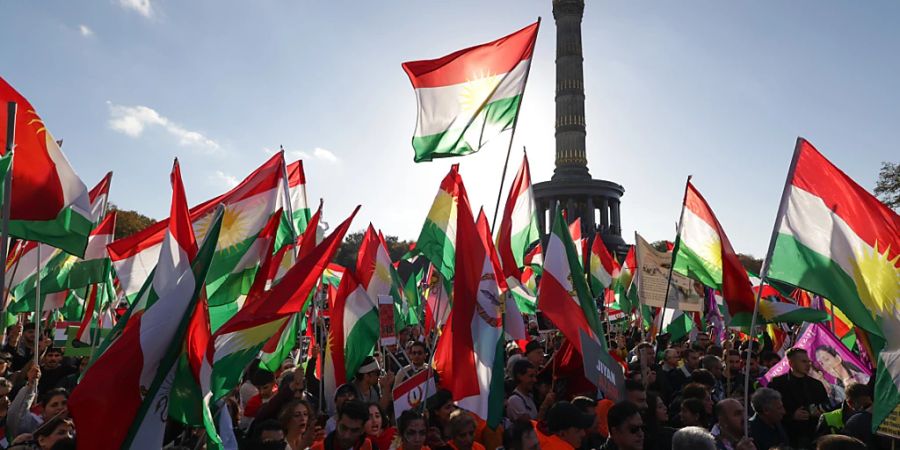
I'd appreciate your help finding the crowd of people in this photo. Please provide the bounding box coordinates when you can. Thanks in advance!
[0,317,891,450]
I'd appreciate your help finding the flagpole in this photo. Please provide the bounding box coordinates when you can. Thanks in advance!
[656,176,692,344]
[34,244,41,369]
[490,17,540,234]
[633,232,646,342]
[743,137,804,438]
[0,102,16,328]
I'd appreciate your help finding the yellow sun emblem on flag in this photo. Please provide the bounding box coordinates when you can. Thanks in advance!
[194,207,248,252]
[850,241,900,315]
[458,70,503,113]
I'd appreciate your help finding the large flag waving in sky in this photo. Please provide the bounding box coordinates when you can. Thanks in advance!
[0,76,93,257]
[496,152,540,277]
[765,138,899,429]
[671,179,756,316]
[402,21,539,162]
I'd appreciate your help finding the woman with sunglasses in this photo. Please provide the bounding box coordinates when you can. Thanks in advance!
[364,402,397,450]
[397,410,429,450]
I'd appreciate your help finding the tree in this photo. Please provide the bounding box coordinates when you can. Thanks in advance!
[109,204,156,240]
[332,230,416,271]
[736,253,763,275]
[875,161,900,210]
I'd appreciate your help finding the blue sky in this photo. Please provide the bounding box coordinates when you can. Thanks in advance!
[3,0,897,257]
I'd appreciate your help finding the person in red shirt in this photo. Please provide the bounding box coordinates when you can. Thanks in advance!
[541,401,595,450]
[447,409,483,450]
[364,402,397,450]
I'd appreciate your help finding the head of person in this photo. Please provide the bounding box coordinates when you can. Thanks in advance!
[398,410,428,450]
[427,389,456,425]
[33,416,73,450]
[746,352,761,375]
[409,341,428,367]
[288,369,307,398]
[23,322,36,344]
[695,332,710,349]
[815,434,867,450]
[279,399,314,435]
[844,382,873,412]
[571,396,599,431]
[334,383,358,411]
[690,369,716,391]
[364,402,386,437]
[547,401,595,449]
[0,377,11,398]
[0,352,10,374]
[524,340,545,367]
[252,369,278,399]
[681,383,713,414]
[643,391,667,429]
[714,398,745,438]
[701,355,723,378]
[635,342,654,362]
[41,347,64,370]
[671,426,716,450]
[683,348,701,371]
[257,418,287,445]
[606,401,644,450]
[787,347,812,377]
[503,418,539,450]
[751,387,786,425]
[40,388,69,420]
[448,409,478,450]
[512,359,537,393]
[663,348,680,368]
[624,379,647,410]
[355,356,381,387]
[815,345,858,378]
[724,350,741,374]
[760,351,780,369]
[335,400,370,450]
[680,398,705,427]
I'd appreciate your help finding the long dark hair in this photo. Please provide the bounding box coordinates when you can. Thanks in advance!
[815,345,865,376]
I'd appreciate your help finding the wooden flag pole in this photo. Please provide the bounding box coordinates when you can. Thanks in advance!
[743,137,804,438]
[34,244,41,369]
[0,102,15,328]
[656,175,692,344]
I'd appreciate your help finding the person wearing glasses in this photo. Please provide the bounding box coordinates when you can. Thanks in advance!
[601,401,644,450]
[398,410,430,450]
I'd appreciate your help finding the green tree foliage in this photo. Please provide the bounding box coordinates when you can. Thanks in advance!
[737,253,763,275]
[109,204,156,240]
[875,161,900,210]
[333,230,415,270]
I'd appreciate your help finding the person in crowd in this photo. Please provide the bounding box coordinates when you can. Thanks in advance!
[681,383,714,419]
[679,398,706,429]
[254,418,288,449]
[398,410,429,450]
[694,332,711,351]
[713,398,755,450]
[759,351,780,372]
[661,348,689,394]
[326,384,360,434]
[721,350,745,399]
[641,391,675,450]
[543,401,595,450]
[816,382,870,437]
[8,365,68,439]
[240,364,261,408]
[624,380,647,410]
[243,369,279,430]
[36,348,75,397]
[768,347,829,448]
[0,352,11,378]
[252,367,321,437]
[354,356,392,413]
[31,416,73,450]
[503,419,540,450]
[426,389,456,450]
[448,409,483,450]
[701,355,725,402]
[840,383,886,449]
[507,360,539,421]
[4,323,37,372]
[364,402,396,450]
[312,400,373,450]
[672,426,716,450]
[279,398,321,450]
[394,342,429,385]
[601,401,644,450]
[748,388,788,450]
[814,434,866,450]
[744,352,763,381]
[571,396,605,450]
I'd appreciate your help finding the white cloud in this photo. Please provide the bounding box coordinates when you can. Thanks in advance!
[107,102,221,153]
[272,146,341,164]
[210,170,238,189]
[79,25,94,37]
[119,0,152,18]
[312,147,339,163]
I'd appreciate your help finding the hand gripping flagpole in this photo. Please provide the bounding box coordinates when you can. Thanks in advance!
[0,102,15,332]
[743,137,803,438]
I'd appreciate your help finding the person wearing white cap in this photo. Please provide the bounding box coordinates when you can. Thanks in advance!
[353,356,392,414]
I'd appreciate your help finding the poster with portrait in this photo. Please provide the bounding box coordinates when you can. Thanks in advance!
[634,234,704,312]
[760,323,872,407]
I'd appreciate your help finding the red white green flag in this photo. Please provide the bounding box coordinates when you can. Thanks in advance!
[765,138,899,428]
[589,232,620,296]
[0,76,93,257]
[402,22,539,162]
[416,164,466,280]
[496,153,540,277]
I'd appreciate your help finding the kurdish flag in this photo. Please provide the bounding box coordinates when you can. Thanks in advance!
[589,232,620,295]
[765,138,899,429]
[109,153,289,300]
[671,179,756,316]
[0,77,93,257]
[417,164,467,279]
[402,22,539,162]
[496,152,540,278]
